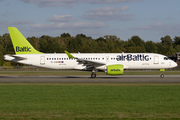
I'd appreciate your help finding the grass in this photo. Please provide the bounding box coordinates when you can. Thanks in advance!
[0,69,179,76]
[0,83,180,119]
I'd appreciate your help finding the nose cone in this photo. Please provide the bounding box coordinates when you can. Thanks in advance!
[172,61,178,68]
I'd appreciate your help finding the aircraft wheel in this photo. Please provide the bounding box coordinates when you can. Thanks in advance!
[160,74,164,78]
[91,72,96,78]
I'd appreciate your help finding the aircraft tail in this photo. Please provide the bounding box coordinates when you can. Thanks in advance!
[8,27,42,54]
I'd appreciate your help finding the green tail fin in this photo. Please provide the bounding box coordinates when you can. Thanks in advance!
[8,27,42,54]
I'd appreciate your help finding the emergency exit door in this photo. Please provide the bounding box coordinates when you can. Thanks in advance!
[106,56,109,62]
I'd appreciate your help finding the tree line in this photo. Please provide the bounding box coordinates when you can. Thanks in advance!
[0,32,180,66]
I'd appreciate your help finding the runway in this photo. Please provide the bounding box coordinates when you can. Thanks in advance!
[0,75,180,83]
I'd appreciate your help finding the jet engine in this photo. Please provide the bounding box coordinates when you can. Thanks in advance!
[105,64,124,75]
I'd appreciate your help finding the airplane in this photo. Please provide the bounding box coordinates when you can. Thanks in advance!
[4,27,177,78]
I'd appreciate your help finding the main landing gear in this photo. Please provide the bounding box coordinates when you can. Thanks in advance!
[91,72,96,78]
[91,69,96,78]
[160,69,165,78]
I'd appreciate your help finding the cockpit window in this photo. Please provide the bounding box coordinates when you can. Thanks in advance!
[164,57,170,60]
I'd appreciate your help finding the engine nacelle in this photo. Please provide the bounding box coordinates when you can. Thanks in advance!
[105,64,124,75]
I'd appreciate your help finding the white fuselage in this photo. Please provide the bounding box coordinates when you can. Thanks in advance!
[4,53,177,70]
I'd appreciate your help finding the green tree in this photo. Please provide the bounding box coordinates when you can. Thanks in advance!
[67,37,77,52]
[76,34,87,39]
[126,46,146,53]
[161,35,172,45]
[95,37,108,53]
[39,35,62,53]
[0,44,4,65]
[39,35,51,53]
[2,33,14,54]
[173,36,180,47]
[60,33,71,38]
[27,36,40,51]
[169,45,176,55]
[160,35,173,55]
[104,35,122,52]
[130,36,144,47]
[127,39,135,47]
[156,42,163,54]
[145,41,157,53]
[175,45,180,52]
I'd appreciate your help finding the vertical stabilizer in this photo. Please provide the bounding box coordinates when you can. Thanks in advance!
[8,27,42,54]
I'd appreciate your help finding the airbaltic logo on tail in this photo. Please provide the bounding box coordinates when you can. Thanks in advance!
[16,46,31,52]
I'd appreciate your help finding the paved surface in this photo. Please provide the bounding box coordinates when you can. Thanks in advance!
[0,75,179,83]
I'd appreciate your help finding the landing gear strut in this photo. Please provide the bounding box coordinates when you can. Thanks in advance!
[160,69,165,78]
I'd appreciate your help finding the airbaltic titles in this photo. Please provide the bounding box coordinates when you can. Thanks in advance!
[116,54,149,61]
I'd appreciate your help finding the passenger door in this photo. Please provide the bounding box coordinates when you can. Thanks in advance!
[153,56,159,64]
[40,56,45,65]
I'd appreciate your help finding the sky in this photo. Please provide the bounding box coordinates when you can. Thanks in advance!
[0,0,180,42]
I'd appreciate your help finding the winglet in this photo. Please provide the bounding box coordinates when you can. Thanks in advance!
[64,50,75,58]
[8,27,42,54]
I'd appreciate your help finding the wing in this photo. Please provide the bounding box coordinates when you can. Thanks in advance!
[77,58,106,66]
[65,50,106,70]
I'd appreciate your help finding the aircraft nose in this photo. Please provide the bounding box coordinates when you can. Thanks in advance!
[172,61,178,68]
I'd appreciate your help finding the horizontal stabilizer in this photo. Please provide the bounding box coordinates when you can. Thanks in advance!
[12,55,27,60]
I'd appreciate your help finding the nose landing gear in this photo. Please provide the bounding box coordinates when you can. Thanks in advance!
[160,73,164,78]
[160,69,165,78]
